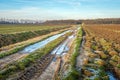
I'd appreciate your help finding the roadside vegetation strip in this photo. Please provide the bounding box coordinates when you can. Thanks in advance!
[0,25,71,48]
[0,31,72,80]
[0,29,70,59]
[63,26,83,80]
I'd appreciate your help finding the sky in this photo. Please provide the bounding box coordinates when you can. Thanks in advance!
[0,0,120,20]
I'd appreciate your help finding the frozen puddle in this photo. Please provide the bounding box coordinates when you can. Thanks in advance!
[51,35,75,56]
[107,71,116,80]
[20,30,70,53]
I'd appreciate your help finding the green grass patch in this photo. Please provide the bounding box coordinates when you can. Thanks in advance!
[0,24,68,34]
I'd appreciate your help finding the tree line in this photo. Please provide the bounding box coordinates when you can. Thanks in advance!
[0,18,120,25]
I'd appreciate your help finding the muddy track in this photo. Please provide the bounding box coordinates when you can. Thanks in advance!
[76,35,87,68]
[0,30,70,70]
[12,54,54,80]
[0,53,27,69]
[6,29,76,80]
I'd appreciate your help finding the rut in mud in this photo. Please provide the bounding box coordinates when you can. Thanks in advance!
[76,35,87,68]
[13,54,54,80]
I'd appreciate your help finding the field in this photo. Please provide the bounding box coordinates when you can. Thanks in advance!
[0,23,120,80]
[0,24,70,47]
[0,24,68,34]
[75,24,120,80]
[85,24,120,44]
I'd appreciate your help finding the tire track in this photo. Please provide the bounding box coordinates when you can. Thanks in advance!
[11,54,54,80]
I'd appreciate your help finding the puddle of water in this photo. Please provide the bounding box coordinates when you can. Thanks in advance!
[51,35,75,56]
[86,68,116,80]
[86,68,105,79]
[20,30,70,53]
[68,35,74,39]
[107,71,116,80]
[87,68,99,74]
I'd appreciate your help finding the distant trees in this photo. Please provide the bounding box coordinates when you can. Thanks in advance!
[0,18,44,24]
[0,18,120,25]
[81,18,120,24]
[43,18,120,25]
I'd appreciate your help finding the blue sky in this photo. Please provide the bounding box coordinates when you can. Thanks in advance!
[0,0,120,20]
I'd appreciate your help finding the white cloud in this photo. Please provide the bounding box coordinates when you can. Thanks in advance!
[0,7,67,20]
[0,3,120,20]
[53,0,82,7]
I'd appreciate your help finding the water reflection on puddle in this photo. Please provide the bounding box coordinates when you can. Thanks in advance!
[20,31,70,53]
[107,71,116,80]
[51,35,75,56]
